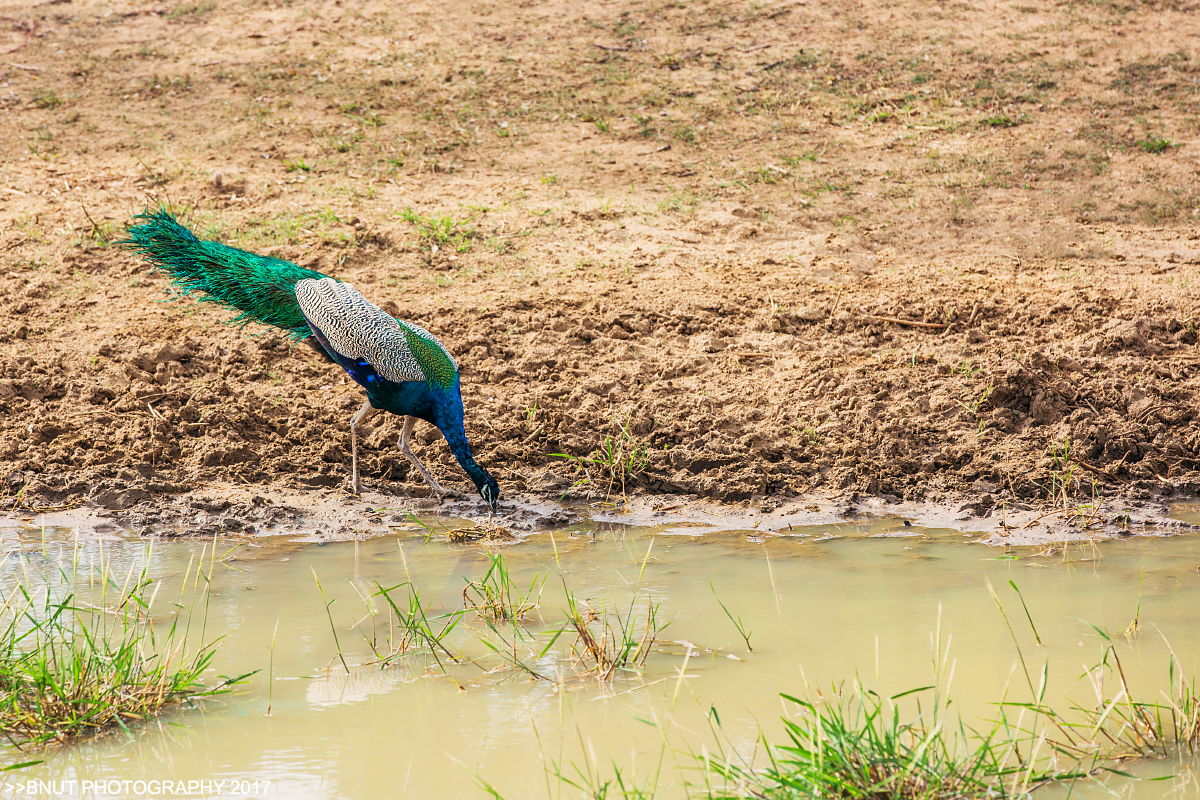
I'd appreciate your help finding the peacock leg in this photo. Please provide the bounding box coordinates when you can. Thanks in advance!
[398,415,449,496]
[349,400,378,494]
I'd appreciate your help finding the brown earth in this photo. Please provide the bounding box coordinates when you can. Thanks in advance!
[0,0,1198,530]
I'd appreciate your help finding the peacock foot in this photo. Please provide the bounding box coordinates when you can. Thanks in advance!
[428,485,458,501]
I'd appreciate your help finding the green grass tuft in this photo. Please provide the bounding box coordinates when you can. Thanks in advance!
[552,415,652,500]
[397,207,480,253]
[711,687,999,799]
[0,542,251,746]
[462,553,543,622]
[1137,137,1176,154]
[981,113,1021,128]
[709,590,1200,800]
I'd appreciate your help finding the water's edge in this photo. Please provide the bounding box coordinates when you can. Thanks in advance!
[4,485,1197,545]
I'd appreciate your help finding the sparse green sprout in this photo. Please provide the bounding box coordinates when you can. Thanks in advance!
[672,124,697,143]
[344,111,386,129]
[783,151,821,165]
[462,554,542,622]
[1138,137,1175,154]
[953,359,981,379]
[81,207,116,246]
[32,91,63,110]
[551,415,651,500]
[981,113,1021,128]
[658,187,698,214]
[397,207,480,254]
[1049,436,1077,505]
[756,165,788,184]
[711,582,753,652]
[484,236,511,254]
[283,157,312,173]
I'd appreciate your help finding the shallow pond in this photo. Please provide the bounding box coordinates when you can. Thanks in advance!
[0,516,1197,799]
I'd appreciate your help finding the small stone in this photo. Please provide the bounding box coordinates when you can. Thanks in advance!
[795,306,825,322]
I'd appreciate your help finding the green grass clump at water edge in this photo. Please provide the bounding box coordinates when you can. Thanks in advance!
[0,542,253,746]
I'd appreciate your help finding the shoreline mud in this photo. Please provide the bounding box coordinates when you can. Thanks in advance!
[3,484,1197,548]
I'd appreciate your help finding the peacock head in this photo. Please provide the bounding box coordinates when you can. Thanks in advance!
[476,471,500,514]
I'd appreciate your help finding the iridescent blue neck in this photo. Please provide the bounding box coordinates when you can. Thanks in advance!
[432,389,492,493]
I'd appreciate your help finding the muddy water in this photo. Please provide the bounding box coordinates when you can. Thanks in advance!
[1176,502,1200,527]
[0,518,1197,800]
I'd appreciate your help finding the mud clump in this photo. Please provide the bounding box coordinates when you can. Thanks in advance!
[447,523,517,544]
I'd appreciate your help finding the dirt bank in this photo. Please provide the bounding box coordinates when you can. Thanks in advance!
[0,0,1198,532]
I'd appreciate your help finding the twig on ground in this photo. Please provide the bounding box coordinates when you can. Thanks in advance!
[1073,458,1130,484]
[868,315,946,330]
[826,287,844,327]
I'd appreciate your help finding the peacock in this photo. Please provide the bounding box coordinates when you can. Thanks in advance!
[122,209,500,512]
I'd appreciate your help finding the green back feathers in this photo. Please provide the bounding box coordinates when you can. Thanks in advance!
[399,323,458,389]
[123,209,327,339]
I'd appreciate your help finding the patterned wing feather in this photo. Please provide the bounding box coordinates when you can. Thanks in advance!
[293,278,458,387]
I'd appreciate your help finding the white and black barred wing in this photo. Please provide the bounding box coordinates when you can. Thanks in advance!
[294,277,428,383]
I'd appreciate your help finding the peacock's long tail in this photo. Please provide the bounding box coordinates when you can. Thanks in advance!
[123,209,328,339]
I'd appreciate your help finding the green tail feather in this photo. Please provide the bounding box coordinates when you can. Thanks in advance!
[123,209,329,339]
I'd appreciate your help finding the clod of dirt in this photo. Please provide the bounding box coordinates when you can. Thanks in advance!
[447,523,517,544]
